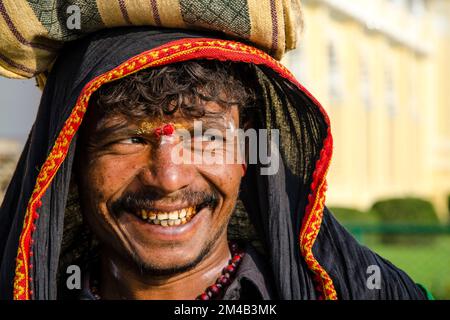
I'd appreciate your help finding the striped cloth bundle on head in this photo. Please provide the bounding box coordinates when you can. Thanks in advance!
[0,0,302,80]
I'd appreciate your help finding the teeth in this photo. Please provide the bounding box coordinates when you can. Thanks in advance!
[137,206,197,227]
[158,213,168,220]
[168,212,178,220]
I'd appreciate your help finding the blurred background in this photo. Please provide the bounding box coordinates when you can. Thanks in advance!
[283,0,450,299]
[1,0,449,298]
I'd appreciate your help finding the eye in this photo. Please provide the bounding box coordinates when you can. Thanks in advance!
[120,137,147,144]
[200,133,223,142]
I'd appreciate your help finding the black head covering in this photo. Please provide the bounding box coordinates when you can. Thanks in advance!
[0,27,426,300]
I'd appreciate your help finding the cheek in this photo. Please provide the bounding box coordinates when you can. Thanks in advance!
[82,155,144,204]
[198,163,242,200]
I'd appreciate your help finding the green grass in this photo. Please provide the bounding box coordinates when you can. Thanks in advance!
[366,236,450,299]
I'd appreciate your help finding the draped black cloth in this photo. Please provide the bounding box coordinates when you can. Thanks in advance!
[0,27,427,300]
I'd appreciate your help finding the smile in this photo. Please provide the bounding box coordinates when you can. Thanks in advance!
[135,206,197,227]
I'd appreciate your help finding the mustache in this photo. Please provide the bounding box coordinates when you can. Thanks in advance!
[110,188,220,215]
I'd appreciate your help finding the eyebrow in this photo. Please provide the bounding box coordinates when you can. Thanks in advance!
[91,117,138,143]
[194,118,228,130]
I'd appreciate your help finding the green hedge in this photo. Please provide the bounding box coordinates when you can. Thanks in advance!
[371,197,438,245]
[447,194,450,216]
[329,207,379,225]
[371,197,438,225]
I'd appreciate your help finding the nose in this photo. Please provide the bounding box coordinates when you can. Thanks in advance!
[138,141,195,195]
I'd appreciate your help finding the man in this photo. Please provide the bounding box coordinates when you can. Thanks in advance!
[0,2,430,300]
[73,60,264,299]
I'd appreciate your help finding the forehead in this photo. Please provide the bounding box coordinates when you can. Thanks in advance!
[86,100,240,134]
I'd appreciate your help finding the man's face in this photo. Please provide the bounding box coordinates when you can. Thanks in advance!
[77,99,244,274]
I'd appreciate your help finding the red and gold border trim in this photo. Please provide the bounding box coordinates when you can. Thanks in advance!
[13,37,337,300]
[299,134,337,299]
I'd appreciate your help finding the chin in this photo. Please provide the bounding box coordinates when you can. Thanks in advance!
[129,243,209,276]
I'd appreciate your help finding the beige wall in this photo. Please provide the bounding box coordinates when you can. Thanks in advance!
[284,0,450,221]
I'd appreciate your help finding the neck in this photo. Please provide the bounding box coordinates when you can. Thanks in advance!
[98,237,232,300]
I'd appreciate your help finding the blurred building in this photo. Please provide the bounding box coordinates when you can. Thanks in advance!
[284,0,450,221]
[0,139,20,202]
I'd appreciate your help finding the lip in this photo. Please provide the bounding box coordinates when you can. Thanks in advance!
[123,205,209,241]
[138,203,199,213]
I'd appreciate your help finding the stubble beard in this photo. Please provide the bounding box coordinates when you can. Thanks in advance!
[124,219,229,277]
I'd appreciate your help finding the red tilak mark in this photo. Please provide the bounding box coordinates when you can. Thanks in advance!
[154,124,175,138]
[162,124,175,135]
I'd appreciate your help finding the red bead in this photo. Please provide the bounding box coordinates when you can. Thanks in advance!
[209,284,221,297]
[219,276,230,286]
[36,200,42,208]
[199,293,210,300]
[232,255,241,263]
[225,265,235,274]
[162,124,174,135]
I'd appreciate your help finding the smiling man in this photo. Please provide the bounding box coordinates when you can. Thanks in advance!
[74,61,259,299]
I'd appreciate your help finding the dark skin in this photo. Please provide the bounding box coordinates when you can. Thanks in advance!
[77,101,245,299]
